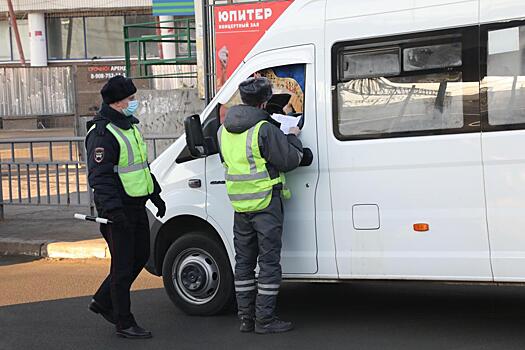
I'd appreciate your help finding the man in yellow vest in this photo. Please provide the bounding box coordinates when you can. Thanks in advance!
[85,76,165,339]
[218,77,305,334]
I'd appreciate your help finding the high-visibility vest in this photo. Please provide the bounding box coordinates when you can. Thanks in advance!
[219,120,291,213]
[88,123,154,197]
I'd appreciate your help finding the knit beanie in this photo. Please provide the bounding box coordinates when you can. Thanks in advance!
[100,75,137,104]
[239,77,273,106]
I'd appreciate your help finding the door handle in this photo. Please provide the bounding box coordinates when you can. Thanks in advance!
[188,179,202,188]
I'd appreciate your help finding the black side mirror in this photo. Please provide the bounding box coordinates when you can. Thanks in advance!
[184,114,206,158]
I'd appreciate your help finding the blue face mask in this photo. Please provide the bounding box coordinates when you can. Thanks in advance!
[122,100,139,117]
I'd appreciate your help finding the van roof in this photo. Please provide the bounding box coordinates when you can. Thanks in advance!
[244,0,326,62]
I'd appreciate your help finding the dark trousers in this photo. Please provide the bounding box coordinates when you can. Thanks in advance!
[233,196,284,323]
[93,205,150,329]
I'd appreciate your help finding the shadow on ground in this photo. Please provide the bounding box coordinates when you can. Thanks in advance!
[1,282,525,350]
[0,205,98,243]
[0,256,40,267]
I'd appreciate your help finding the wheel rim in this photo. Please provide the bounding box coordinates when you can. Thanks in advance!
[172,248,220,305]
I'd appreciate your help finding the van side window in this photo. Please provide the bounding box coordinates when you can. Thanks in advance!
[483,25,525,127]
[341,47,400,79]
[332,29,479,140]
[403,43,462,71]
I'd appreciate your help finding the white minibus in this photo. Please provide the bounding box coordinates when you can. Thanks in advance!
[144,0,525,315]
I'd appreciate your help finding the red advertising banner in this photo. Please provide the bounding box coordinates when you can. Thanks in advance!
[214,1,293,91]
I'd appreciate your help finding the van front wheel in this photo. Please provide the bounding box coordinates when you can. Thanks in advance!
[162,232,234,315]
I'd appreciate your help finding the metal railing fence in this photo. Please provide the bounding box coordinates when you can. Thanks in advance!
[124,18,197,80]
[0,135,178,220]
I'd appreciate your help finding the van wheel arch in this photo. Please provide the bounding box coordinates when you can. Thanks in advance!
[154,215,230,278]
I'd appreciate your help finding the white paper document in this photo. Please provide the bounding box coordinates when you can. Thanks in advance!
[271,113,301,134]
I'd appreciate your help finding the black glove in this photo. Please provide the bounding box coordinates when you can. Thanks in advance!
[107,209,128,228]
[300,147,314,167]
[150,194,166,218]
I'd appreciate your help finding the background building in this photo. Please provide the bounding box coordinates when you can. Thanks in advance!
[0,1,163,65]
[0,0,198,131]
[0,0,279,132]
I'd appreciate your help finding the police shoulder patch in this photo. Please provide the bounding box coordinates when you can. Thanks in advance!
[94,147,105,163]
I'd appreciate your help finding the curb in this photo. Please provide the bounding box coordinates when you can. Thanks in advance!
[0,238,110,259]
[0,238,47,257]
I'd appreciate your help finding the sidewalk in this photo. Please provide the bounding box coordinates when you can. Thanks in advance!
[0,205,109,259]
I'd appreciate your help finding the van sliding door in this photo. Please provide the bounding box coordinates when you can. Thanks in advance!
[326,23,492,280]
[480,5,525,281]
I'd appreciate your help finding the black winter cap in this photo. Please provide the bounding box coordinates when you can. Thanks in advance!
[100,75,137,104]
[239,77,273,106]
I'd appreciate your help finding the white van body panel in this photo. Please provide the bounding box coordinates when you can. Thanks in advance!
[150,135,186,179]
[326,0,479,39]
[204,213,236,269]
[326,0,478,21]
[480,0,525,23]
[325,134,492,280]
[482,131,525,282]
[148,136,208,225]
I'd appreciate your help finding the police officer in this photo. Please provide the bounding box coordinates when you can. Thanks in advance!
[218,77,305,334]
[85,75,165,339]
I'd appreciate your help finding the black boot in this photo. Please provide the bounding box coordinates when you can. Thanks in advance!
[255,318,293,334]
[88,299,116,325]
[239,317,255,332]
[116,325,152,339]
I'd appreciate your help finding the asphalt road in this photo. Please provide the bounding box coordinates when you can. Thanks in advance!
[1,256,525,350]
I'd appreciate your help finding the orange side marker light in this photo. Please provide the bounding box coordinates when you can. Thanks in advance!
[413,223,429,232]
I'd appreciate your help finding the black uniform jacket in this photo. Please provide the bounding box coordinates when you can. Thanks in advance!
[221,105,304,191]
[85,103,161,215]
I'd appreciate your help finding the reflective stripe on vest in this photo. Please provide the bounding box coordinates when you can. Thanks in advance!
[219,120,290,213]
[113,161,149,174]
[87,123,154,198]
[218,126,270,182]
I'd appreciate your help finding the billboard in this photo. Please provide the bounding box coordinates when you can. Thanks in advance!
[213,1,293,91]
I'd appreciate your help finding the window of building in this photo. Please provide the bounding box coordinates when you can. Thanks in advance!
[47,16,128,60]
[333,30,479,140]
[484,25,525,127]
[47,17,86,59]
[12,19,30,61]
[3,15,196,62]
[85,16,125,58]
[0,20,12,61]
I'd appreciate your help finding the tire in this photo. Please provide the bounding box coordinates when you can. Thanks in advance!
[162,231,234,315]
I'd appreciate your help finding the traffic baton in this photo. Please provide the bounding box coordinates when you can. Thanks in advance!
[74,213,113,225]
